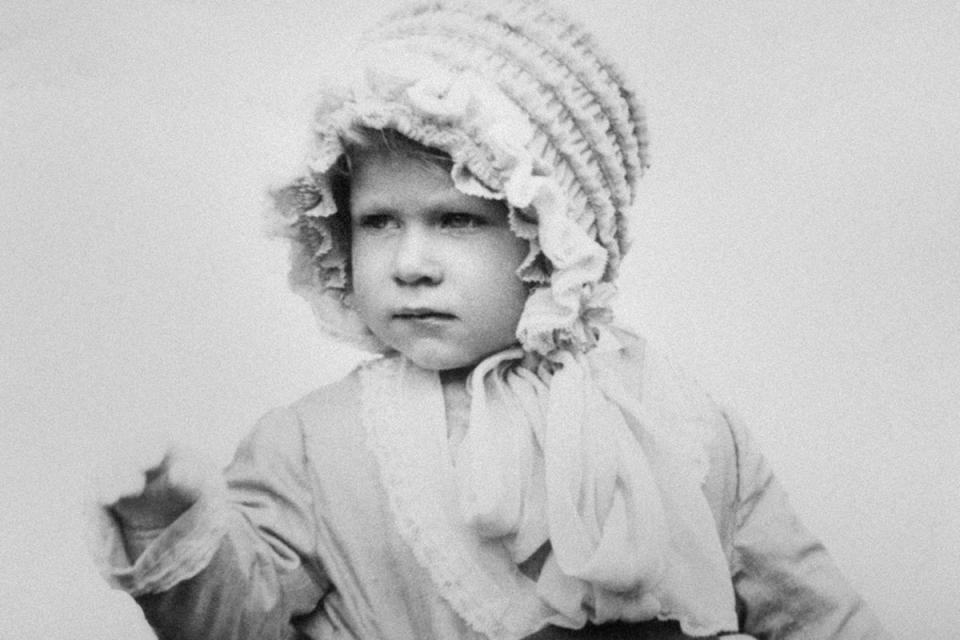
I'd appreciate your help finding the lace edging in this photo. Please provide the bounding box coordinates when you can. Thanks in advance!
[358,357,545,640]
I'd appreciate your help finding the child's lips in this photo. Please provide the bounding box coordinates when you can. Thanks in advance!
[394,306,454,317]
[392,308,457,323]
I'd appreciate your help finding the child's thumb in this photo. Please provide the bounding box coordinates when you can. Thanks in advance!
[105,443,214,531]
[157,444,213,505]
[90,430,172,507]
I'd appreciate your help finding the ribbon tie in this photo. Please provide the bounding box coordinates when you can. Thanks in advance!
[453,338,737,630]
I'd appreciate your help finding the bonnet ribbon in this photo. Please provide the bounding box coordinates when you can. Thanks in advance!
[454,338,738,634]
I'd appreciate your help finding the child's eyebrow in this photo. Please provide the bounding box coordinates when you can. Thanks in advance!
[348,192,405,215]
[352,189,495,216]
[349,200,398,216]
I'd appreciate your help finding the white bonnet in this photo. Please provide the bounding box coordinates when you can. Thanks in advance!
[268,0,649,358]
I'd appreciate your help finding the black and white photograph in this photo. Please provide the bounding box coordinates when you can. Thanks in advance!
[2,1,958,638]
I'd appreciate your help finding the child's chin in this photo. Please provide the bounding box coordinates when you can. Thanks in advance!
[399,345,483,372]
[407,353,478,372]
[397,338,518,372]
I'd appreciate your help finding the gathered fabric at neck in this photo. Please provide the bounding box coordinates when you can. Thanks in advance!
[360,329,739,639]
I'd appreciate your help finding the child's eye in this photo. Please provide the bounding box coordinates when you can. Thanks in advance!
[356,214,398,231]
[439,212,485,230]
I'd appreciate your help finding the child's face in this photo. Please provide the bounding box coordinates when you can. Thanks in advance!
[349,150,529,370]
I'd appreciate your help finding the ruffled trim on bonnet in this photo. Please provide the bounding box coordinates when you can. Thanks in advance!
[264,0,649,359]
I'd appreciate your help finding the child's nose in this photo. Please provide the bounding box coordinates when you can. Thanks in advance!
[392,229,442,286]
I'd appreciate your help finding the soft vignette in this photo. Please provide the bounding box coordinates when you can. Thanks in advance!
[1,1,958,638]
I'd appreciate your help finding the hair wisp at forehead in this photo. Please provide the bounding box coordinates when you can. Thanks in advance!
[338,126,454,170]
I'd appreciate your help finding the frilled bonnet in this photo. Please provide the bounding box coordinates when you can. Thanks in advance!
[267,0,649,359]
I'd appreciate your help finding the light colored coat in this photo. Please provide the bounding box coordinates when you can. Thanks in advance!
[93,346,889,639]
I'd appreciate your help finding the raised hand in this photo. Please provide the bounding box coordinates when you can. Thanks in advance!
[94,439,211,559]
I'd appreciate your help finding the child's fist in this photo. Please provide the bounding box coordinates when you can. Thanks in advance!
[94,438,210,532]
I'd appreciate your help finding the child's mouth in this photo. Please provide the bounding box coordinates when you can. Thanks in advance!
[393,309,456,321]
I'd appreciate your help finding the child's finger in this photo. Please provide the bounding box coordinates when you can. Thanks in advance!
[127,428,174,474]
[92,461,148,507]
[90,429,173,506]
[154,444,212,504]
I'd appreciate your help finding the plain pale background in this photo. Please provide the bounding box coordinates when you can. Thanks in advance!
[2,1,958,637]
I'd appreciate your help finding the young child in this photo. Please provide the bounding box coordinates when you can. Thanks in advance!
[90,1,891,638]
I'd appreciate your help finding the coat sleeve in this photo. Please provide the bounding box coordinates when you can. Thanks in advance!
[724,412,891,640]
[92,407,330,640]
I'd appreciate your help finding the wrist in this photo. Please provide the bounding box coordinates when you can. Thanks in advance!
[114,497,195,562]
[111,492,196,532]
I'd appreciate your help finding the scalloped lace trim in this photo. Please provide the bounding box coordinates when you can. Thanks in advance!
[359,357,549,640]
